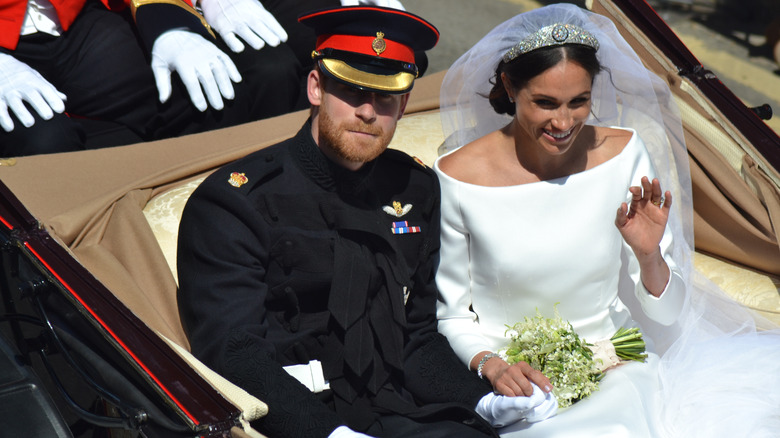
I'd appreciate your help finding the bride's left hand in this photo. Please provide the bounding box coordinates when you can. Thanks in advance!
[615,176,671,255]
[615,176,672,296]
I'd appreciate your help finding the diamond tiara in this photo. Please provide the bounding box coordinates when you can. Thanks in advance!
[502,23,599,63]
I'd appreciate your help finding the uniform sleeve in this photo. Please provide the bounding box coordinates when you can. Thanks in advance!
[127,0,215,51]
[176,171,342,438]
[623,135,685,326]
[401,172,492,407]
[434,166,496,367]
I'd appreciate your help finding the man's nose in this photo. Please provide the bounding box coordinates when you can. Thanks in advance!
[355,95,378,122]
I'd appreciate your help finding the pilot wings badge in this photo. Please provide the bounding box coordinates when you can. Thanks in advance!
[383,201,412,217]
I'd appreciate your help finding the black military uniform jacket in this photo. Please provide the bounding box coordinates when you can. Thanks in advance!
[177,121,494,438]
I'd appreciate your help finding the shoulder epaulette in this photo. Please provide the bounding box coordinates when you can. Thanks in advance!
[383,148,432,171]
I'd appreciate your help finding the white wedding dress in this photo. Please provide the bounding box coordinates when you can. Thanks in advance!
[435,5,780,437]
[435,129,684,437]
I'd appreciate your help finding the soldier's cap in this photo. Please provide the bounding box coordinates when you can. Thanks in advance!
[298,6,439,94]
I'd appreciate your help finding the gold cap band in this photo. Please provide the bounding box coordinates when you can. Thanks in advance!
[319,58,415,94]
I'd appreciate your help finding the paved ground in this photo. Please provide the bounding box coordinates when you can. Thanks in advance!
[402,0,780,136]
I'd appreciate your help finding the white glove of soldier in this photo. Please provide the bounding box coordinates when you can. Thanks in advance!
[339,0,405,10]
[151,30,242,112]
[475,383,558,428]
[0,53,66,132]
[328,425,376,438]
[199,0,288,53]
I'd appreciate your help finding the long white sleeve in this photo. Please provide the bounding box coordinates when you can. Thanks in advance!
[435,169,494,366]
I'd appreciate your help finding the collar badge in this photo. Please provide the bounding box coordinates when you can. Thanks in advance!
[228,172,248,188]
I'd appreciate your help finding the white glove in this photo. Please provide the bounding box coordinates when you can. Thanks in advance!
[339,0,405,10]
[199,0,288,53]
[0,53,66,132]
[475,384,558,428]
[151,30,242,112]
[328,425,375,438]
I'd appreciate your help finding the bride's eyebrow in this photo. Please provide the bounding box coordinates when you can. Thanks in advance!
[529,91,591,101]
[527,92,558,100]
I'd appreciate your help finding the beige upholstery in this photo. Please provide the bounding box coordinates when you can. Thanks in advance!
[143,177,207,285]
[693,252,780,326]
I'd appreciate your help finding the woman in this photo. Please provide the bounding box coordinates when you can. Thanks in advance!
[435,4,780,437]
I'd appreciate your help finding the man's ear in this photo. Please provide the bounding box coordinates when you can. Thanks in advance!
[307,69,323,106]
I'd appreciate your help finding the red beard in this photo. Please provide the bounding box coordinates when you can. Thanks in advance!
[317,109,394,164]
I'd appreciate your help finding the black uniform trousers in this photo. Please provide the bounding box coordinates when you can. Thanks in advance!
[0,2,303,157]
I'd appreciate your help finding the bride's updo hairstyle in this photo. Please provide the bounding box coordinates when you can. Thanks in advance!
[488,44,600,116]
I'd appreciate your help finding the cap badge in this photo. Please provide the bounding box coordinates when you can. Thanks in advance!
[228,172,248,188]
[383,201,412,217]
[372,31,386,56]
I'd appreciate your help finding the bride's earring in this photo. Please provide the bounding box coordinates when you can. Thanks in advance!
[501,72,515,103]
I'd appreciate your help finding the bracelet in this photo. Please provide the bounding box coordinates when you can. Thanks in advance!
[476,353,500,379]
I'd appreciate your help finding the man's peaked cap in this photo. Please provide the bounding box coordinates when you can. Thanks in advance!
[299,6,439,94]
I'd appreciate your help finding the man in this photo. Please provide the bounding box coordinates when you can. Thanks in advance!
[177,6,556,437]
[0,0,301,156]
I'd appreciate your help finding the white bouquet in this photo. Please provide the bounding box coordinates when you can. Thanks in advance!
[501,308,647,408]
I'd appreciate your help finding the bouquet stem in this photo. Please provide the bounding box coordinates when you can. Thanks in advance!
[609,327,648,362]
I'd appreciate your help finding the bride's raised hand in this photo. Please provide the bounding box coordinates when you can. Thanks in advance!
[615,176,671,256]
[615,176,672,296]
